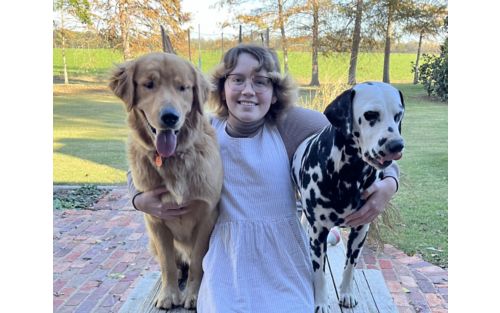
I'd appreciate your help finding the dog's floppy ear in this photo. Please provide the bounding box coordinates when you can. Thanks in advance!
[398,90,405,134]
[109,61,136,112]
[192,67,209,115]
[324,89,355,137]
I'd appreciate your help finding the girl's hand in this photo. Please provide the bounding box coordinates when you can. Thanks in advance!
[133,187,191,220]
[343,177,397,227]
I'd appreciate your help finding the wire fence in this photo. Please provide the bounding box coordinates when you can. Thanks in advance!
[53,26,438,85]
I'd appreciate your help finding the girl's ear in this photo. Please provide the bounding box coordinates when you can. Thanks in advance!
[271,95,277,104]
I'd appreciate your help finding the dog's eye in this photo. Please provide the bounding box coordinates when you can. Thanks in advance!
[364,111,379,121]
[178,85,189,92]
[394,112,403,123]
[144,81,154,89]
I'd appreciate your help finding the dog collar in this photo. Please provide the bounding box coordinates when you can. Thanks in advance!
[155,153,163,167]
[155,152,176,167]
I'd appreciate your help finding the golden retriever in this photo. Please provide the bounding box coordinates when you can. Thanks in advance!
[109,52,223,309]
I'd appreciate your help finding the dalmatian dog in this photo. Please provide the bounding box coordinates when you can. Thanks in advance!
[291,82,405,311]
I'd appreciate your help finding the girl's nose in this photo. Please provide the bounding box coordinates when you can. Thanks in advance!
[241,80,256,95]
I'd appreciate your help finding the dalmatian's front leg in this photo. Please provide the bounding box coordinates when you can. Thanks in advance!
[308,223,333,313]
[339,224,370,308]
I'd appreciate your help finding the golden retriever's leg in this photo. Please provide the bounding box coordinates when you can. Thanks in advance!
[145,216,182,309]
[183,205,218,309]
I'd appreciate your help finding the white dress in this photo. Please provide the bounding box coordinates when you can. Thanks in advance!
[197,118,314,312]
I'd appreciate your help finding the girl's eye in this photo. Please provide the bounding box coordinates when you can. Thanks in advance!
[364,111,379,121]
[144,81,154,89]
[178,85,189,92]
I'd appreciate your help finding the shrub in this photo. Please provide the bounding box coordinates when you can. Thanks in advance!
[417,39,447,102]
[417,16,448,102]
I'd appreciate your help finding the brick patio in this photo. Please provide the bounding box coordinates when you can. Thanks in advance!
[53,186,448,312]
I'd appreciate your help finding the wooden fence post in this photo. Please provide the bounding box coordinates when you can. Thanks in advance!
[160,25,175,54]
[188,28,191,61]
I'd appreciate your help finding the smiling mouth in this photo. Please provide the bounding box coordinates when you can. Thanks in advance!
[238,101,258,106]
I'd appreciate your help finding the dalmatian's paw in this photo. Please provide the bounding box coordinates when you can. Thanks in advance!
[314,303,333,313]
[339,292,358,308]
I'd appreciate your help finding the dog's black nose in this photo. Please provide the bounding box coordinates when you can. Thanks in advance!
[160,107,179,127]
[386,139,404,153]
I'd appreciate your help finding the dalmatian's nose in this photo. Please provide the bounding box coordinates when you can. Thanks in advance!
[386,139,404,154]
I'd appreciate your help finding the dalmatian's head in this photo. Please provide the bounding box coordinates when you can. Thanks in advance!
[324,82,405,169]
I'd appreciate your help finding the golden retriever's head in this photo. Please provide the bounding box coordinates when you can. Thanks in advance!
[109,52,209,157]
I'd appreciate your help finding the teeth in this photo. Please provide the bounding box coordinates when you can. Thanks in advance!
[239,101,256,106]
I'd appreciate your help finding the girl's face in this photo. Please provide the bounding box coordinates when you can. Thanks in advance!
[223,53,276,123]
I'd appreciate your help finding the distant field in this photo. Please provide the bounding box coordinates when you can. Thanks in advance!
[53,48,418,84]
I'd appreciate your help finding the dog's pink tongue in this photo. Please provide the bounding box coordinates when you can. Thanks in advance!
[380,152,403,164]
[156,130,177,158]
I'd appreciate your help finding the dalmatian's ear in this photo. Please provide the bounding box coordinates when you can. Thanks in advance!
[398,90,405,134]
[324,89,355,137]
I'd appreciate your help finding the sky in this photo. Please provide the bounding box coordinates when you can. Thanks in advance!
[182,0,235,39]
[182,0,256,39]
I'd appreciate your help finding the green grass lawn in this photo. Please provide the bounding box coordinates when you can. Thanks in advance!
[53,85,128,184]
[381,83,448,268]
[53,82,447,267]
[54,48,417,85]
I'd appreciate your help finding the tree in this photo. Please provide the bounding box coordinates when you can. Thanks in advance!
[348,0,363,85]
[215,0,304,74]
[90,0,189,59]
[277,0,290,72]
[54,0,92,84]
[117,0,131,59]
[365,0,415,83]
[309,0,320,86]
[404,0,447,84]
[381,0,394,83]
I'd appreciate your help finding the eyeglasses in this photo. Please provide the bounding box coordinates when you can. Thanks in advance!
[225,74,273,93]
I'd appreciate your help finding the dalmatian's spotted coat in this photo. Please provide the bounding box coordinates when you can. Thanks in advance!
[291,82,405,312]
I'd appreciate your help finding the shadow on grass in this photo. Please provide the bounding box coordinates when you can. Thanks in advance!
[53,93,127,130]
[53,76,108,85]
[54,138,128,172]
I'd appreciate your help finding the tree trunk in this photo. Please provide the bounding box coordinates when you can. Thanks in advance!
[60,8,69,84]
[309,0,320,86]
[382,2,393,83]
[348,0,363,85]
[118,0,131,60]
[413,31,423,84]
[277,0,289,73]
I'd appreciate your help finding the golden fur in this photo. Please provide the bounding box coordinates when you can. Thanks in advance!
[109,52,223,309]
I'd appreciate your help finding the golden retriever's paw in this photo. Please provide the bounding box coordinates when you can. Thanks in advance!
[183,291,198,309]
[154,288,182,309]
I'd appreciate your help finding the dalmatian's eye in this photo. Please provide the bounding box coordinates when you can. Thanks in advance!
[394,112,403,123]
[364,111,379,122]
